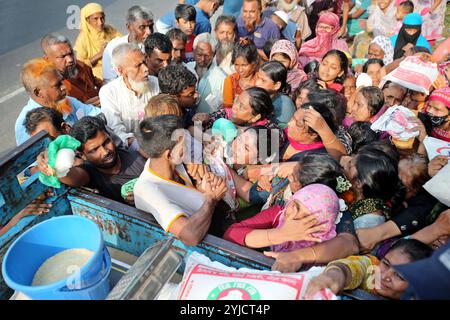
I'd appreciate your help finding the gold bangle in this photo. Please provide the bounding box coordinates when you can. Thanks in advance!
[267,229,272,245]
[325,265,344,274]
[323,136,337,146]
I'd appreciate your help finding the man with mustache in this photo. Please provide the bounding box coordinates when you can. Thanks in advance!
[15,58,101,145]
[100,43,160,156]
[102,5,154,83]
[37,116,146,205]
[236,0,280,51]
[41,33,103,107]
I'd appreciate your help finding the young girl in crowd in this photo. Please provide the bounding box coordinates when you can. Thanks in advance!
[222,39,260,108]
[316,50,349,94]
[345,86,386,128]
[255,61,296,128]
[269,40,307,94]
[293,79,322,109]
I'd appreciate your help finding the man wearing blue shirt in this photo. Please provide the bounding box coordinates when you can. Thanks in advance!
[237,0,280,50]
[15,58,100,145]
[156,0,221,35]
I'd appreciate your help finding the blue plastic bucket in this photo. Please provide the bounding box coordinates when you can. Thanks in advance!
[2,215,111,300]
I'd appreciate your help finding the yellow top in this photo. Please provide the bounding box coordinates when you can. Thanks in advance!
[74,2,122,79]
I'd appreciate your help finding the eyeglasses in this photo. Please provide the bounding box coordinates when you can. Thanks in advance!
[317,24,334,32]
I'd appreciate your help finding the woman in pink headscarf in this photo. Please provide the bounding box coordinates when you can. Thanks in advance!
[270,39,307,94]
[298,12,349,68]
[223,184,340,253]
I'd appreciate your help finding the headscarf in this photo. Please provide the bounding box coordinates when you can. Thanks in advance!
[299,12,340,61]
[370,36,394,65]
[78,3,109,56]
[270,40,307,92]
[428,87,450,109]
[272,184,339,252]
[393,13,423,60]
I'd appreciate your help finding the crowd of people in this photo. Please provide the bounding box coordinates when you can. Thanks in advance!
[5,0,450,299]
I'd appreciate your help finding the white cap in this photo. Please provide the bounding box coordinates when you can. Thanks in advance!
[273,10,289,25]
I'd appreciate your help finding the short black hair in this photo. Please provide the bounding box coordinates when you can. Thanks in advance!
[300,102,336,135]
[303,60,319,75]
[260,60,290,95]
[158,64,197,95]
[360,86,385,116]
[307,89,347,128]
[175,4,196,22]
[399,0,414,13]
[215,15,236,31]
[294,152,345,193]
[167,28,188,43]
[389,239,432,262]
[262,39,277,61]
[231,39,259,65]
[23,107,64,135]
[138,115,183,158]
[69,116,107,147]
[358,141,400,164]
[347,121,379,154]
[363,58,384,73]
[292,78,321,103]
[144,32,173,55]
[245,87,274,120]
[354,147,399,201]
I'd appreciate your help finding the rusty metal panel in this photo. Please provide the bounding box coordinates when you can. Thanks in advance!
[0,131,52,225]
[68,189,274,271]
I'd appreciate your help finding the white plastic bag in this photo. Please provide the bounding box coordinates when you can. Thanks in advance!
[370,105,419,141]
[173,252,337,300]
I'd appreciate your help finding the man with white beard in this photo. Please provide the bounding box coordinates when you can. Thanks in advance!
[100,43,160,155]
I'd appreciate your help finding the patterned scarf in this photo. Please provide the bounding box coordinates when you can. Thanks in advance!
[349,198,391,220]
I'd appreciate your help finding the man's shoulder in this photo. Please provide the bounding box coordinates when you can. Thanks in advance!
[260,17,279,32]
[105,35,128,51]
[99,77,123,95]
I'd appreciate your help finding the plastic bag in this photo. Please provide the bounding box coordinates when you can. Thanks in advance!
[173,252,337,300]
[39,135,81,188]
[370,105,419,143]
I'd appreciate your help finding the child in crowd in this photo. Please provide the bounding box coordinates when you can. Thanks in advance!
[392,0,414,36]
[175,4,197,62]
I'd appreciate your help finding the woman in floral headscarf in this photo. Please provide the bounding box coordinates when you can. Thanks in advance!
[74,3,122,79]
[368,36,394,65]
[269,40,307,94]
[298,12,349,68]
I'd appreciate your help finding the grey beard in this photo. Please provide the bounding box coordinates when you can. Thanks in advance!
[63,66,79,79]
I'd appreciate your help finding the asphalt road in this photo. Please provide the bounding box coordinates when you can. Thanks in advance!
[0,0,178,155]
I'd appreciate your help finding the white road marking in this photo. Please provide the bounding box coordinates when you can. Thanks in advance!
[0,87,25,104]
